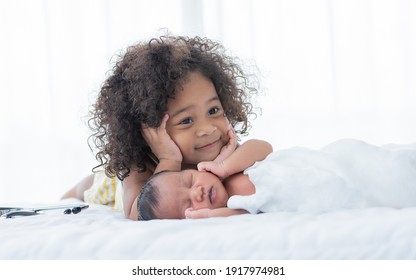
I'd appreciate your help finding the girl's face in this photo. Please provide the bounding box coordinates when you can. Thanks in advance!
[154,170,229,219]
[166,71,230,166]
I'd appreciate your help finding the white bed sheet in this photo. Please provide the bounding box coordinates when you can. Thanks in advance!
[1,199,416,260]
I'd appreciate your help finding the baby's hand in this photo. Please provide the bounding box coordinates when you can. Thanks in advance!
[213,128,238,163]
[141,114,182,163]
[197,161,229,180]
[185,207,248,218]
[185,208,214,219]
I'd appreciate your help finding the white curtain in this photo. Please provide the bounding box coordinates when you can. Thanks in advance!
[1,0,415,203]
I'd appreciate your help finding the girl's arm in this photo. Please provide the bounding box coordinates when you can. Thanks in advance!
[212,128,238,163]
[198,139,273,180]
[123,114,183,220]
[124,160,185,221]
[185,207,248,219]
[122,165,153,220]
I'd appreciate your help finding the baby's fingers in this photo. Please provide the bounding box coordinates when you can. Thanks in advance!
[185,208,211,219]
[185,208,201,219]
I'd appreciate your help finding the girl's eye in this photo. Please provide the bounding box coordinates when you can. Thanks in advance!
[180,118,192,125]
[208,107,220,115]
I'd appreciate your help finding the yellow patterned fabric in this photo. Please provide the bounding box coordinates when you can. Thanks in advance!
[84,171,124,211]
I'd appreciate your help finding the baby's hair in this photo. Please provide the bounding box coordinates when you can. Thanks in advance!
[137,170,179,220]
[88,34,258,180]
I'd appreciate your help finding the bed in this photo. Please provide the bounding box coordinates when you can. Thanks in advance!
[2,139,416,260]
[1,198,416,259]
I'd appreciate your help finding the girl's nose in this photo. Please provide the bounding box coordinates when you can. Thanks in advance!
[196,122,217,137]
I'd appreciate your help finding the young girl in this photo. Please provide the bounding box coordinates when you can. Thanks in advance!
[62,34,261,220]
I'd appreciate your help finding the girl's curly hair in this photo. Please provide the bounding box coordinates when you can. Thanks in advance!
[88,35,258,180]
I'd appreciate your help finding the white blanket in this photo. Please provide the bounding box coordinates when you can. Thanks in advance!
[1,200,416,259]
[228,139,416,214]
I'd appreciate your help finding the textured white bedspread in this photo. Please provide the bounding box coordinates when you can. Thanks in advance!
[1,199,416,259]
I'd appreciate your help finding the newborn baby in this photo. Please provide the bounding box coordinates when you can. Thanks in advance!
[138,139,416,219]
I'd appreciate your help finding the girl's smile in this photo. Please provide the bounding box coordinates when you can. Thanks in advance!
[196,139,221,151]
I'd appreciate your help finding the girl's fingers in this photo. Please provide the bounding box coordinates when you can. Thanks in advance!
[161,114,169,128]
[228,128,237,143]
[141,114,169,140]
[141,125,155,142]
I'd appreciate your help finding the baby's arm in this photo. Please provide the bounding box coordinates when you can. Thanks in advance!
[185,207,248,219]
[198,139,273,179]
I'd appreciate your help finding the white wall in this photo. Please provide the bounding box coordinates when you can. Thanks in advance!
[1,0,415,203]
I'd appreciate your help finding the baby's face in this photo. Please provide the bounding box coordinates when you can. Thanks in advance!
[154,170,229,219]
[165,71,230,166]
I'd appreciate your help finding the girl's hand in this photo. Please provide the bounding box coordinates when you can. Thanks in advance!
[141,114,182,163]
[213,128,238,163]
[197,160,229,180]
